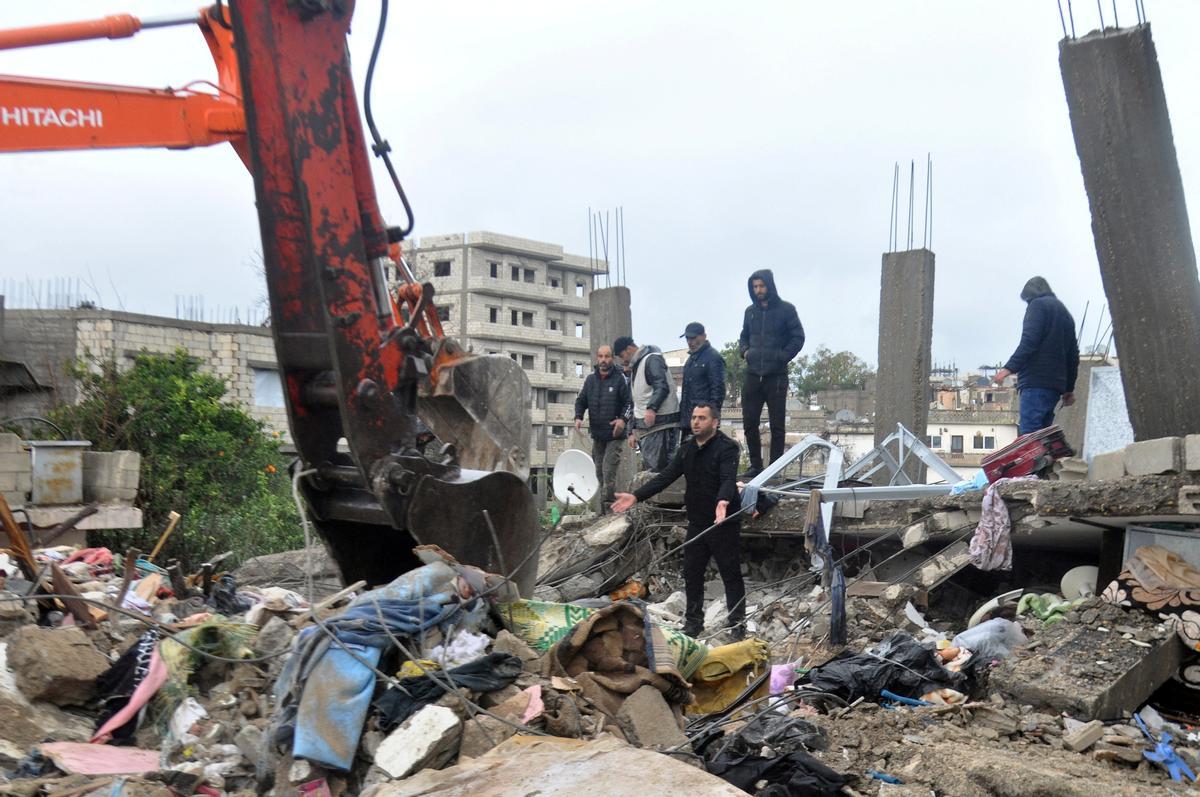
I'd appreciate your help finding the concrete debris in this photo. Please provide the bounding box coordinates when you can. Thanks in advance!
[1125,437,1183,476]
[6,625,109,706]
[615,684,689,749]
[4,502,1200,796]
[374,705,463,779]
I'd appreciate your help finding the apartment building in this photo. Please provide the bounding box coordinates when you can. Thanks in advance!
[405,232,608,492]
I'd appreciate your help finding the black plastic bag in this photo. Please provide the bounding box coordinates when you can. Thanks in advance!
[803,630,965,702]
[374,652,523,730]
[707,750,851,796]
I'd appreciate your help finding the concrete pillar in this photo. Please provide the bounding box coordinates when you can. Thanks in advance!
[588,286,632,356]
[1060,25,1200,440]
[586,286,636,499]
[875,249,935,483]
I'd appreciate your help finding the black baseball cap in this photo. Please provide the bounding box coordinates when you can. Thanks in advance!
[681,322,705,338]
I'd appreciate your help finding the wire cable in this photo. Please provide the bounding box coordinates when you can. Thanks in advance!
[363,0,415,239]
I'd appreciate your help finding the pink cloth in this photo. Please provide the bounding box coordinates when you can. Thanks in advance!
[90,647,168,744]
[968,476,1037,571]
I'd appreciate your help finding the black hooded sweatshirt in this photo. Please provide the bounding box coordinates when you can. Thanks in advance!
[738,269,806,377]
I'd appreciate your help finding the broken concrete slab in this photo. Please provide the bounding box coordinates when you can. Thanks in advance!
[1063,719,1104,752]
[901,521,928,549]
[1186,434,1200,472]
[582,513,630,547]
[458,715,516,758]
[615,684,688,749]
[990,619,1185,720]
[374,704,462,779]
[366,735,747,797]
[1124,437,1182,476]
[1088,449,1126,481]
[7,625,109,706]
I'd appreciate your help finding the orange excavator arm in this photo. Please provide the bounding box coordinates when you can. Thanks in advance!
[0,6,248,165]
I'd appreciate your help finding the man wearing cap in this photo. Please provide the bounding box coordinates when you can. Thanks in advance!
[613,335,680,472]
[679,322,726,438]
[574,344,633,513]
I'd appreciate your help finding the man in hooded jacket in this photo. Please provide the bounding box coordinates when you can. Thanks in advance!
[994,276,1079,436]
[738,269,806,476]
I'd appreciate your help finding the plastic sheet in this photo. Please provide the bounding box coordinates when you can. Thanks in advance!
[803,631,966,702]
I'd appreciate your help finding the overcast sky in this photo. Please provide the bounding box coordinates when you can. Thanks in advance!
[3,1,1199,373]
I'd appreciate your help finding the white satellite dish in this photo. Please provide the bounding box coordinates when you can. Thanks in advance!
[834,409,856,423]
[553,449,598,504]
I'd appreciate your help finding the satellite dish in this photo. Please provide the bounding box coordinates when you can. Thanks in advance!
[1061,565,1100,599]
[834,409,856,423]
[553,449,598,504]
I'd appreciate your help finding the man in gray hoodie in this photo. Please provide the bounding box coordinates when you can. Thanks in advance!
[738,270,805,476]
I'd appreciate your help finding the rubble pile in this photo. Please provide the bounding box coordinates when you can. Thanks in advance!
[4,503,1200,796]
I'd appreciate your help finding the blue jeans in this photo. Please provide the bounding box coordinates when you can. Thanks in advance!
[1019,387,1060,435]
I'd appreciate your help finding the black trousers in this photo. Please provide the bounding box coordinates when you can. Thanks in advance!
[743,372,789,470]
[683,520,745,631]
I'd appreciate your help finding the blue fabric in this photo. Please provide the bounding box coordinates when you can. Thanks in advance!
[1018,387,1060,435]
[269,562,468,772]
[1003,293,1079,394]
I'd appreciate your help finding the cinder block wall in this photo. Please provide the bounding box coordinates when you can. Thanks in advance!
[0,433,31,507]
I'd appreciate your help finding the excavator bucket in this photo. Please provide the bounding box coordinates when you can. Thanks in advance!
[406,468,540,596]
[418,351,532,480]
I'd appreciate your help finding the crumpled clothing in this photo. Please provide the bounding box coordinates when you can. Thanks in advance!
[374,652,524,730]
[539,602,690,739]
[92,634,167,744]
[968,476,1036,571]
[804,631,966,703]
[1018,592,1085,625]
[1103,545,1200,651]
[707,750,851,796]
[208,574,253,616]
[269,561,466,771]
[64,547,114,575]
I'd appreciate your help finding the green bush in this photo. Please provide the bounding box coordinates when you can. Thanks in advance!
[50,349,301,567]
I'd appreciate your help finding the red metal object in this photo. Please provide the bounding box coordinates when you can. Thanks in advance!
[0,14,143,50]
[982,425,1075,482]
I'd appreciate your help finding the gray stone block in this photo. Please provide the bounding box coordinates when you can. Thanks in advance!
[615,685,688,749]
[1124,437,1181,476]
[0,434,22,453]
[901,521,928,549]
[1089,450,1126,480]
[1185,434,1200,472]
[0,453,31,473]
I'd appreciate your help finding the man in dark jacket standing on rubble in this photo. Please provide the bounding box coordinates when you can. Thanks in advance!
[739,269,805,476]
[612,402,745,639]
[575,344,632,513]
[679,322,726,438]
[994,276,1080,436]
[614,335,679,472]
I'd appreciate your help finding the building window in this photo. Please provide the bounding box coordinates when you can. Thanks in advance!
[486,349,500,355]
[574,362,584,377]
[521,311,534,327]
[973,432,984,450]
[252,367,286,408]
[489,307,498,323]
[436,306,450,322]
[951,435,964,454]
[984,436,996,449]
[510,265,520,281]
[551,425,565,437]
[549,319,559,331]
[575,281,585,298]
[574,322,585,338]
[489,261,499,278]
[550,277,560,288]
[521,354,535,369]
[549,390,564,403]
[523,268,536,284]
[549,360,559,374]
[433,260,451,277]
[929,435,942,449]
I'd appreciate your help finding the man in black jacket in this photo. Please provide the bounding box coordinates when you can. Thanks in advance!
[993,276,1080,436]
[574,344,632,512]
[679,322,726,436]
[739,269,805,476]
[613,402,745,639]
